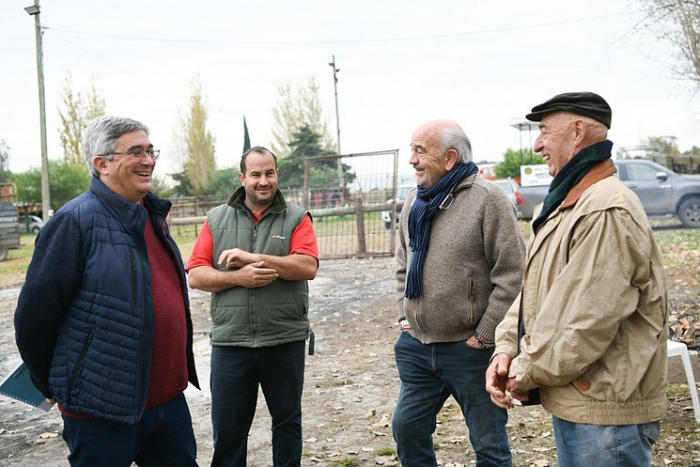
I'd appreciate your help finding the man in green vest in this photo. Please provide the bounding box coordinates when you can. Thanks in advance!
[186,146,319,467]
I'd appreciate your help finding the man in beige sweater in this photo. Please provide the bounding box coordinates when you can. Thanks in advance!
[392,119,526,467]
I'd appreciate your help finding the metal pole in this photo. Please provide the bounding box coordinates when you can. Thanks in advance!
[328,55,343,187]
[26,0,51,222]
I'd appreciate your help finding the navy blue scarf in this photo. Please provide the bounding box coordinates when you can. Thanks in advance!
[405,162,478,298]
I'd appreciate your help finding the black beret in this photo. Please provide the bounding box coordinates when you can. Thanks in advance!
[526,92,612,129]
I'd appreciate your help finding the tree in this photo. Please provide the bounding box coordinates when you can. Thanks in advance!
[0,140,10,183]
[149,176,174,200]
[12,169,42,204]
[57,72,106,165]
[180,77,216,196]
[11,160,90,210]
[271,77,336,159]
[278,125,353,189]
[49,160,92,208]
[646,135,681,155]
[633,0,700,88]
[495,148,541,178]
[683,145,700,155]
[207,168,240,197]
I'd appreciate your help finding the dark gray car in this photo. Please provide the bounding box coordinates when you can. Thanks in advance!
[516,159,700,228]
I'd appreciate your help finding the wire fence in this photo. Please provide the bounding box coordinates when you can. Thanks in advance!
[169,149,403,260]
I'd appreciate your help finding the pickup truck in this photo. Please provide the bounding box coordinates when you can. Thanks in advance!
[516,159,700,228]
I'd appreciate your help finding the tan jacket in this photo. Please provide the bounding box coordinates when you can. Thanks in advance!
[494,161,668,425]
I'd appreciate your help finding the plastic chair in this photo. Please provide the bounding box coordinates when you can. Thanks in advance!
[667,339,700,422]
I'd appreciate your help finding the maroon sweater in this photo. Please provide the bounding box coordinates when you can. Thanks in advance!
[143,213,189,409]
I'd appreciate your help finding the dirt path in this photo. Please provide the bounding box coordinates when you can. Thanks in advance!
[1,255,699,466]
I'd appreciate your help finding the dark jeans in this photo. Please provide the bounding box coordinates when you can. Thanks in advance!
[392,332,511,467]
[210,341,305,467]
[61,393,198,467]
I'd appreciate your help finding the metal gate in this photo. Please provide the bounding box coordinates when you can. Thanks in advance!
[281,150,401,260]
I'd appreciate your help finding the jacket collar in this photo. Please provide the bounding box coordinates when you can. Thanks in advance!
[89,176,170,225]
[559,159,617,210]
[227,186,288,215]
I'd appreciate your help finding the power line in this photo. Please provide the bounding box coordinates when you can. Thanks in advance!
[45,12,631,46]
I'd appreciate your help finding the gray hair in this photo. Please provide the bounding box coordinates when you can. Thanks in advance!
[440,124,472,164]
[83,116,149,177]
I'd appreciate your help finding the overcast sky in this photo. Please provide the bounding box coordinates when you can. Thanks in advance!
[2,0,699,181]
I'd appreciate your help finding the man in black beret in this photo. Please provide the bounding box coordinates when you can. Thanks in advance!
[486,92,669,466]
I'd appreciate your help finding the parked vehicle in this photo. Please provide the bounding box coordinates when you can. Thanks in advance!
[517,184,549,220]
[382,184,414,229]
[492,178,524,219]
[0,183,20,261]
[19,214,44,234]
[516,159,700,228]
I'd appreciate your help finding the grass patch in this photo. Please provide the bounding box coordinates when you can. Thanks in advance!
[667,382,694,397]
[376,447,395,456]
[328,458,359,467]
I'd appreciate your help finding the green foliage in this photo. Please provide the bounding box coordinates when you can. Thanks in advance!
[495,148,541,178]
[683,145,700,156]
[376,447,395,456]
[150,176,175,199]
[58,72,106,165]
[278,125,353,189]
[647,135,680,156]
[207,167,240,197]
[0,140,11,183]
[170,166,238,198]
[170,171,194,197]
[48,161,92,209]
[328,458,359,467]
[181,77,217,196]
[271,77,336,159]
[12,169,42,204]
[11,160,91,210]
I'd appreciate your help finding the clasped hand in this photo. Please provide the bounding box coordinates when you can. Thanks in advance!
[485,354,530,409]
[218,248,278,288]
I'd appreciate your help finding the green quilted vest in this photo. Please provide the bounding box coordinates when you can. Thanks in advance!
[207,187,310,348]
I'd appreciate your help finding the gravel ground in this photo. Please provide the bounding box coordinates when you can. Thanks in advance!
[0,234,699,466]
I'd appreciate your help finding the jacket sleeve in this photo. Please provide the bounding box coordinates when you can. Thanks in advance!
[477,193,527,341]
[14,213,83,397]
[494,291,522,359]
[512,208,655,391]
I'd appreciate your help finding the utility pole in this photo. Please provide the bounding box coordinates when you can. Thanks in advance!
[25,0,51,222]
[328,55,343,187]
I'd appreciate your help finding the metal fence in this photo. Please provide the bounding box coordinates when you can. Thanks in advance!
[169,149,402,260]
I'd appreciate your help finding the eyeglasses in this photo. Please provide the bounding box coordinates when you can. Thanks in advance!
[107,148,160,161]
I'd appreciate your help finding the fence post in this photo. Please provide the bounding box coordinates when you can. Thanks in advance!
[355,195,366,254]
[303,159,310,210]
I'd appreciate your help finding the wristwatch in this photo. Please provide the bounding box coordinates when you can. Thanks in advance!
[474,335,494,349]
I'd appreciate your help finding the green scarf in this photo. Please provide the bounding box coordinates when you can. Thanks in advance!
[533,140,613,234]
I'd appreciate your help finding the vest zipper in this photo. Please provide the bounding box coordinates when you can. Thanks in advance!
[132,228,147,422]
[250,221,258,346]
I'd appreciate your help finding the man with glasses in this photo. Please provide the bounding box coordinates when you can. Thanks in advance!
[15,115,200,467]
[392,119,525,467]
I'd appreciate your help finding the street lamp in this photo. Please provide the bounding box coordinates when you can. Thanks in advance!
[25,0,51,222]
